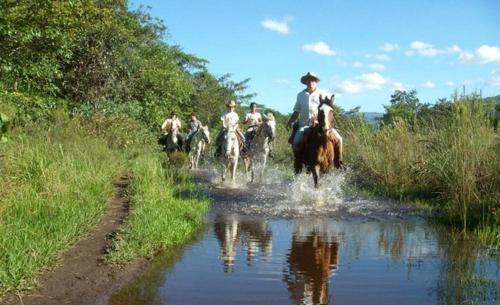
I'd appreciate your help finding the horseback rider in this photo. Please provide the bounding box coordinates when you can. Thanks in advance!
[185,112,202,152]
[161,111,184,143]
[215,100,246,157]
[286,72,343,169]
[244,102,262,147]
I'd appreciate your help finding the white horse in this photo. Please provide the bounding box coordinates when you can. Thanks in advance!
[218,125,240,182]
[159,128,182,154]
[188,126,210,169]
[243,114,276,182]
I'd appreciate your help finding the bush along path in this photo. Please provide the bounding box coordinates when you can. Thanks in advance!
[0,176,149,305]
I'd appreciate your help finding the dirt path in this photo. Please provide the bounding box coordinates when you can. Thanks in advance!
[1,177,148,305]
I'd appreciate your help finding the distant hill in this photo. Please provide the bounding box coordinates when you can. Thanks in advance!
[484,95,500,104]
[362,112,383,125]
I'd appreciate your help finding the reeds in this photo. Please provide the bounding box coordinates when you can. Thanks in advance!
[343,97,499,244]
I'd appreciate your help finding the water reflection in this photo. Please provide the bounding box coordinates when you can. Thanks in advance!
[213,213,273,272]
[108,216,498,305]
[283,220,341,305]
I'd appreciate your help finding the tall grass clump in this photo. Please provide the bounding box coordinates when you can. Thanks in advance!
[343,118,428,198]
[0,115,126,296]
[344,96,499,244]
[106,152,210,264]
[425,98,499,232]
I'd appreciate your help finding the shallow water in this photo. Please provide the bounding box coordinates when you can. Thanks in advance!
[108,169,499,305]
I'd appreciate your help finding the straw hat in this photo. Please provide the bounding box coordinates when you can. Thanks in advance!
[300,72,320,85]
[226,100,236,107]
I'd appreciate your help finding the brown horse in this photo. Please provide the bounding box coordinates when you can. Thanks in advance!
[294,95,340,188]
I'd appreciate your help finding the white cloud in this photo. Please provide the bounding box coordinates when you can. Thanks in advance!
[260,17,292,34]
[302,41,335,56]
[459,45,500,64]
[337,80,364,94]
[391,82,407,91]
[409,41,445,57]
[352,61,363,68]
[368,63,386,71]
[488,70,500,86]
[374,54,391,61]
[273,79,290,85]
[365,53,391,61]
[447,45,462,53]
[336,72,387,94]
[381,43,400,52]
[423,81,436,88]
[445,81,456,87]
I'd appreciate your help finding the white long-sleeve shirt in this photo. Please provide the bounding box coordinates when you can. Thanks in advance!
[221,111,239,131]
[293,89,330,127]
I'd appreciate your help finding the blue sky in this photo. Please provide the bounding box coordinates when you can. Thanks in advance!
[130,0,500,113]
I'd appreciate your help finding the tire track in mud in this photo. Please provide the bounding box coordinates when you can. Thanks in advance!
[1,177,149,305]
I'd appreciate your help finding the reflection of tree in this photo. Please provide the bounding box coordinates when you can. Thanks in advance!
[377,223,407,260]
[434,229,498,305]
[213,214,272,272]
[283,222,341,305]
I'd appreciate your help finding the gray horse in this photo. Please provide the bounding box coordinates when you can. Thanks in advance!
[187,126,210,169]
[243,118,275,182]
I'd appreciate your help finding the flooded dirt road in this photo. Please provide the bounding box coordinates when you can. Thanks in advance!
[108,169,498,305]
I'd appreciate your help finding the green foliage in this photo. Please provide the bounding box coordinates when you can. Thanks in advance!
[0,117,126,296]
[107,153,209,264]
[0,0,252,132]
[345,94,500,240]
[0,112,10,142]
[381,89,426,127]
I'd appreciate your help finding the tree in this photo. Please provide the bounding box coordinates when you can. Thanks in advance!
[381,89,426,127]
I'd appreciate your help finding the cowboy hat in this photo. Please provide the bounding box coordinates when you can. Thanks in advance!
[226,100,237,107]
[300,72,320,85]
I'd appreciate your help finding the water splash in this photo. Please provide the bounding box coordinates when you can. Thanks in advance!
[195,164,411,219]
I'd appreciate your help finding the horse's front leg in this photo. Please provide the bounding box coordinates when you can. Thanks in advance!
[232,157,238,182]
[243,156,251,182]
[312,164,320,188]
[194,146,200,169]
[221,162,227,182]
[260,151,268,181]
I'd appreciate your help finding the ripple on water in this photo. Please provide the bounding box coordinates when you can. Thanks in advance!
[200,166,413,219]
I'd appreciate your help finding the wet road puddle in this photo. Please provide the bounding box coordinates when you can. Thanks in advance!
[108,170,498,305]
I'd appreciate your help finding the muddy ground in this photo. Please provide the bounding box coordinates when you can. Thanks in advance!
[1,177,149,305]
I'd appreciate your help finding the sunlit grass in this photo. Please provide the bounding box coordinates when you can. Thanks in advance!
[106,153,209,264]
[343,97,499,245]
[0,121,126,296]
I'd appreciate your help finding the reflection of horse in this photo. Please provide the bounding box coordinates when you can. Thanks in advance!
[284,221,341,305]
[243,119,275,182]
[158,128,183,154]
[295,95,338,188]
[188,126,210,169]
[218,126,240,182]
[213,214,273,272]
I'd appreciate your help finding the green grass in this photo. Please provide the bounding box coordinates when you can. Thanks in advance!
[0,113,210,297]
[342,97,499,246]
[0,119,126,296]
[106,152,210,264]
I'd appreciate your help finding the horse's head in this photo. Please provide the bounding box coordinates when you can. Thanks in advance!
[263,113,276,140]
[318,95,335,131]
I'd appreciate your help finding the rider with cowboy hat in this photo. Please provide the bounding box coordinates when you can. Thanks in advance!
[286,72,343,166]
[215,100,246,157]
